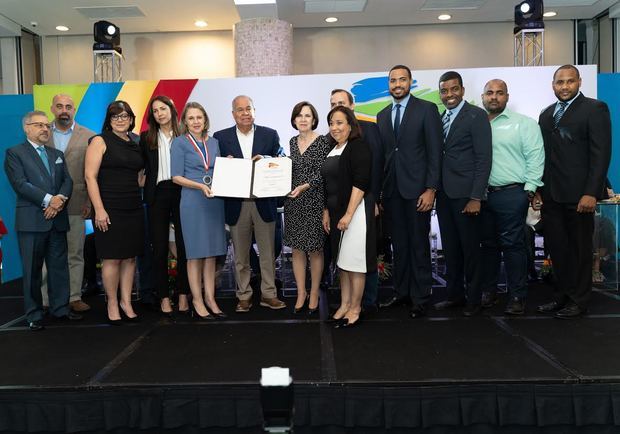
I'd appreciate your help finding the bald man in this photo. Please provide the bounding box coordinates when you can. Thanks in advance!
[42,95,95,312]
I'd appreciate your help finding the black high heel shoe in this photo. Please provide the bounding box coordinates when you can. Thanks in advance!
[293,294,309,314]
[333,316,361,329]
[191,306,215,321]
[107,317,122,326]
[119,304,140,323]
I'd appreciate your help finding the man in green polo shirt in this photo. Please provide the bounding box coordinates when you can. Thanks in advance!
[479,79,545,315]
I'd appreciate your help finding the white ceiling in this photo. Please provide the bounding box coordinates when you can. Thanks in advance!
[0,0,617,36]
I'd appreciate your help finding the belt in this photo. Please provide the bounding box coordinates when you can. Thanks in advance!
[487,183,524,193]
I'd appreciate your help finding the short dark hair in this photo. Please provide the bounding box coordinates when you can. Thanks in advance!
[180,101,210,139]
[327,106,362,142]
[330,89,354,105]
[553,64,580,80]
[102,100,136,132]
[438,71,463,87]
[389,64,412,79]
[290,101,319,130]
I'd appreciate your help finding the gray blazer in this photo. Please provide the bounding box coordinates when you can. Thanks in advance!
[46,123,95,215]
[4,141,73,232]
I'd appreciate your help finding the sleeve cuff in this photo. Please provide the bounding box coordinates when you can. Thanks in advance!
[42,194,52,208]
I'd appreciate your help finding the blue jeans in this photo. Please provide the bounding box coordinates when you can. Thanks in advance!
[480,187,529,299]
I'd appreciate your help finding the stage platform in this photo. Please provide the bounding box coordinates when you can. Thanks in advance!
[1,278,620,433]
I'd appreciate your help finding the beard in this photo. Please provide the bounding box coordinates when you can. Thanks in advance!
[56,115,72,127]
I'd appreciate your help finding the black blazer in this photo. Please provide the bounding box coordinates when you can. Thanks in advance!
[376,95,443,200]
[4,142,73,232]
[213,125,281,225]
[139,131,181,206]
[441,101,492,200]
[359,120,382,201]
[334,137,372,218]
[538,94,612,203]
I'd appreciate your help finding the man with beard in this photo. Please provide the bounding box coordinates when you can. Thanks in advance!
[4,111,79,330]
[537,65,611,319]
[42,94,95,312]
[376,65,443,318]
[479,79,545,315]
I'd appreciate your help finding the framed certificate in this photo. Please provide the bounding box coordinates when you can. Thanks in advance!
[211,156,292,198]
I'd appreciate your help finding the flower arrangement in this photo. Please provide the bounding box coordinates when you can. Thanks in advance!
[539,257,553,280]
[377,254,392,281]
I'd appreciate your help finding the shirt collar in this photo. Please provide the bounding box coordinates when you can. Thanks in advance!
[236,124,255,136]
[392,93,411,110]
[27,139,45,149]
[52,121,75,134]
[445,99,465,117]
[557,91,580,109]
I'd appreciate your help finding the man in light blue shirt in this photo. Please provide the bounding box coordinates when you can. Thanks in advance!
[479,79,545,315]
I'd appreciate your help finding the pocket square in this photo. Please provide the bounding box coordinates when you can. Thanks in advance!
[55,157,63,164]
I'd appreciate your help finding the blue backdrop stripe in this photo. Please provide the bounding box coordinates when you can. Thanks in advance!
[74,82,124,133]
[597,74,620,191]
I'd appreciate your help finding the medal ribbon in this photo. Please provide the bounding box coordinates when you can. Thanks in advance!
[186,134,209,174]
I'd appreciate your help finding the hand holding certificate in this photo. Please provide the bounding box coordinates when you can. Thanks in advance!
[211,156,292,198]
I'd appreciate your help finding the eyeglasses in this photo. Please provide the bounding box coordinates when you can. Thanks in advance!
[26,122,51,129]
[110,113,131,121]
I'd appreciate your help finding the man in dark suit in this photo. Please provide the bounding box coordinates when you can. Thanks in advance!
[376,65,443,318]
[434,71,492,316]
[537,65,612,319]
[4,110,82,331]
[329,88,383,312]
[213,95,286,313]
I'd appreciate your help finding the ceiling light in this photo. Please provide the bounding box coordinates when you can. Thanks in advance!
[233,0,276,4]
[56,25,70,32]
[325,17,338,23]
[195,20,208,27]
[543,11,557,17]
[438,14,451,20]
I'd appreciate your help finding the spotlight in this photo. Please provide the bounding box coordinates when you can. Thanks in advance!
[93,20,121,53]
[260,367,293,433]
[514,0,544,34]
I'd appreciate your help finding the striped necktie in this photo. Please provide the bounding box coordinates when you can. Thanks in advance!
[393,103,401,138]
[442,110,452,139]
[554,102,568,128]
[36,146,51,174]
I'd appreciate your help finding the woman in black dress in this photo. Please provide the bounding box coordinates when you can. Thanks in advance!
[283,101,331,314]
[139,95,190,317]
[85,101,144,324]
[321,106,375,328]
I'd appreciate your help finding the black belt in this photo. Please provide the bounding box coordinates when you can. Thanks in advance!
[487,183,524,193]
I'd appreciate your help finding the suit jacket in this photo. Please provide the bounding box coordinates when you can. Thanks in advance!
[46,123,95,215]
[538,94,612,203]
[4,141,73,232]
[376,95,443,200]
[213,125,281,225]
[139,131,182,206]
[441,102,492,200]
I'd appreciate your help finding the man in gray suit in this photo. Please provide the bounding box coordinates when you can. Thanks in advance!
[4,110,82,330]
[434,71,492,316]
[41,95,95,312]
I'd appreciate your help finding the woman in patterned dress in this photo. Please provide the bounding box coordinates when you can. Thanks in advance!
[283,101,332,314]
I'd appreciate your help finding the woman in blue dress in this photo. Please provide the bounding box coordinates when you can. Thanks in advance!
[171,102,227,319]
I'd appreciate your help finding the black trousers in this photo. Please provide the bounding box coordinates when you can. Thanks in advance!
[436,192,483,304]
[147,181,189,299]
[542,198,594,309]
[385,191,432,305]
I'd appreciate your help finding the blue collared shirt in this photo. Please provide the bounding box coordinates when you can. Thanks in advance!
[51,122,75,154]
[442,99,465,137]
[391,93,411,128]
[552,92,580,117]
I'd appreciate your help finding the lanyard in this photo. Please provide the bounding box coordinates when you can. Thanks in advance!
[186,134,209,172]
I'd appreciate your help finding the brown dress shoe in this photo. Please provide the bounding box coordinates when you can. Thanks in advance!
[260,297,286,310]
[236,300,252,313]
[70,300,91,312]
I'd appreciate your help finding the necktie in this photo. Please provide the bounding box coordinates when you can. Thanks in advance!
[443,110,452,139]
[393,103,401,138]
[36,146,51,174]
[554,102,568,128]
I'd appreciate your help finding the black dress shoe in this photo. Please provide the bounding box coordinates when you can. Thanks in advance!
[481,292,499,308]
[504,297,525,315]
[29,321,45,331]
[555,303,586,319]
[537,301,564,313]
[379,296,411,308]
[53,311,84,321]
[333,317,361,329]
[434,298,466,310]
[463,304,482,317]
[409,304,427,319]
[307,306,319,316]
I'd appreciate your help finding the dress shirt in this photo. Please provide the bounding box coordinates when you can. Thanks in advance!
[28,140,53,208]
[236,125,255,159]
[391,94,411,127]
[552,91,580,117]
[51,122,75,154]
[488,108,545,193]
[442,99,465,137]
[156,129,173,184]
